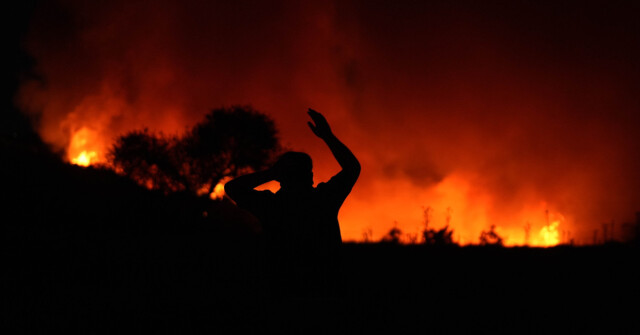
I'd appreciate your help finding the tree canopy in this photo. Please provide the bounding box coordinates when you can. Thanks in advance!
[109,106,281,195]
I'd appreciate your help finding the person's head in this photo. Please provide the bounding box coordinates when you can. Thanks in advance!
[273,151,313,189]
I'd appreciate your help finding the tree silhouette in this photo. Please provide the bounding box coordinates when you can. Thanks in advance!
[109,129,185,192]
[182,106,280,194]
[109,106,281,195]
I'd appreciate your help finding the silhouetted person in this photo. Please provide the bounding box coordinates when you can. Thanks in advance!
[225,109,360,268]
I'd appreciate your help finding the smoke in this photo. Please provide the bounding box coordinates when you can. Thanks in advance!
[18,0,640,243]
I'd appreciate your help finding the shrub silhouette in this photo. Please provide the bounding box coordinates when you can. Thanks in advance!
[421,206,456,246]
[479,225,504,246]
[382,223,403,244]
[423,226,454,246]
[109,106,280,194]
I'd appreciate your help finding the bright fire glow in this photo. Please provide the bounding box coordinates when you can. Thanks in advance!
[339,173,569,246]
[17,0,640,250]
[64,129,568,247]
[539,221,560,247]
[210,182,227,200]
[68,127,103,167]
[71,150,97,167]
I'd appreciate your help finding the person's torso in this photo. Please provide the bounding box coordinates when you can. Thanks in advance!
[261,187,342,252]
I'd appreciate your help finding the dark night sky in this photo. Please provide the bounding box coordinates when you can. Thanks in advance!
[15,0,640,244]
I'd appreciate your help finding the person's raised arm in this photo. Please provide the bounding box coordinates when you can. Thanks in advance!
[307,109,361,181]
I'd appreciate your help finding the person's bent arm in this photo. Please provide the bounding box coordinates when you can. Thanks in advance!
[307,109,361,180]
[224,169,276,202]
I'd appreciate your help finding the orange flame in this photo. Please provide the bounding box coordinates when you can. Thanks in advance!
[339,174,571,246]
[63,128,570,246]
[71,151,97,167]
[209,178,233,200]
[538,221,561,247]
[68,127,103,167]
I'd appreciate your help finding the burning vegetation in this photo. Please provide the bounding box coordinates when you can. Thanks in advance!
[15,0,640,245]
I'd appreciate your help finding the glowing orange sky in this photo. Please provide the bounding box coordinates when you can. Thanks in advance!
[18,0,640,244]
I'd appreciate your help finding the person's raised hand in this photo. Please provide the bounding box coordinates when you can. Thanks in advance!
[307,108,333,139]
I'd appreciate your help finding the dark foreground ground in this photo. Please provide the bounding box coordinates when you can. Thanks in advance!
[4,234,638,334]
[1,132,638,333]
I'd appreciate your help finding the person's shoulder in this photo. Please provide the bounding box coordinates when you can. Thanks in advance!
[315,170,357,197]
[324,170,352,187]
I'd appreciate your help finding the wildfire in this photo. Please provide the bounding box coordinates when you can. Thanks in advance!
[63,127,570,247]
[539,221,560,247]
[71,150,97,167]
[338,173,573,246]
[68,127,104,167]
[210,181,228,200]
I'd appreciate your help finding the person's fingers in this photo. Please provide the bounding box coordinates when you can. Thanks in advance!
[309,114,326,127]
[308,109,322,119]
[307,112,317,121]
